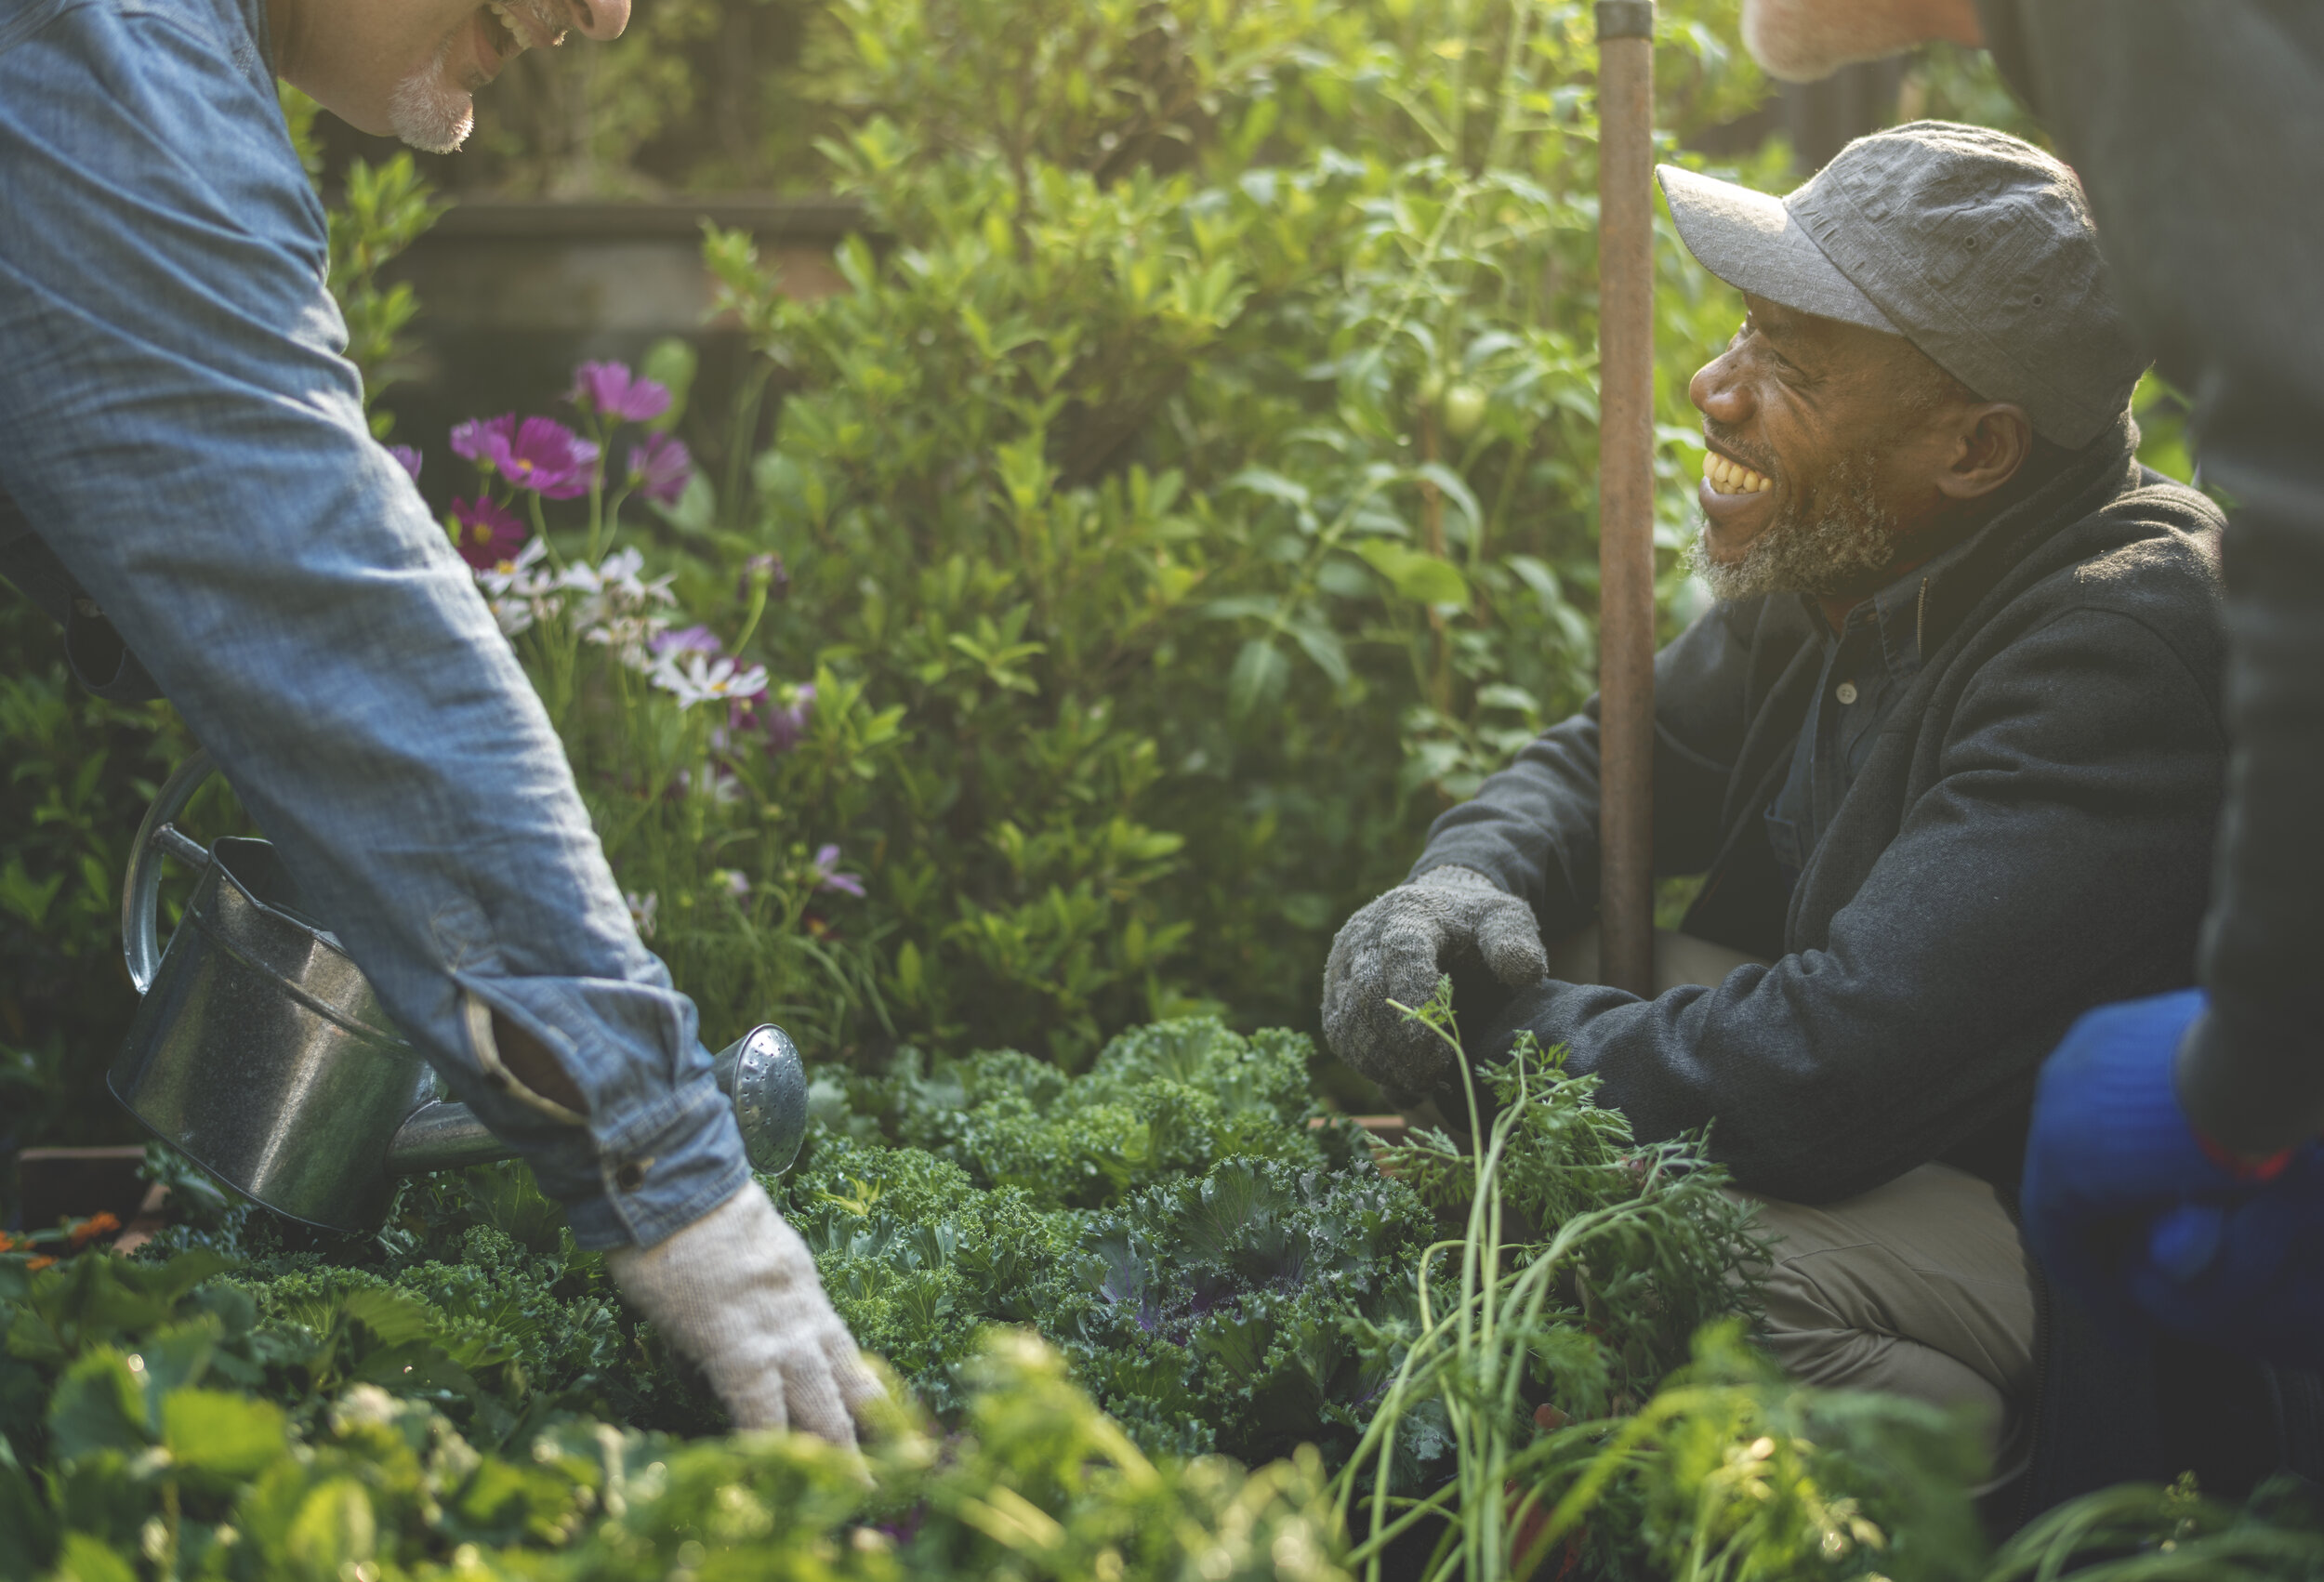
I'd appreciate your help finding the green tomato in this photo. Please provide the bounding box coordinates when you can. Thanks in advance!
[1441,382,1489,440]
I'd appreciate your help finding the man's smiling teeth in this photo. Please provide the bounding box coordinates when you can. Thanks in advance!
[485,0,537,54]
[1703,453,1772,494]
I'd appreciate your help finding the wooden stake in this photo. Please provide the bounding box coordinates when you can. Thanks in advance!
[1595,0,1656,996]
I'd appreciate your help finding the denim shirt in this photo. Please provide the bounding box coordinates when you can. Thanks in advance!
[0,0,748,1247]
[1764,531,1984,890]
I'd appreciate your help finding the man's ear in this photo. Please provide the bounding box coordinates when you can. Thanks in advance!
[1936,402,2035,501]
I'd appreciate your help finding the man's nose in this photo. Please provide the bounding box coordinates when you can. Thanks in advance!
[1687,353,1750,423]
[562,0,627,41]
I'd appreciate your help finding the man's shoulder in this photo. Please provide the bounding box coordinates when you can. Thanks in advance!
[2045,469,2224,624]
[1989,470,2225,693]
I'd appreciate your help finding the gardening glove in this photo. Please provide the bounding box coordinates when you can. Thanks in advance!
[2021,988,2306,1351]
[605,1181,882,1444]
[1320,864,1548,1098]
[2128,1147,2324,1369]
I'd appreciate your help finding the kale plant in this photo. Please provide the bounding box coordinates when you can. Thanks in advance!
[826,1017,1345,1207]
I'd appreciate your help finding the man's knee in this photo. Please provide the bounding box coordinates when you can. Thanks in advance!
[1736,1167,2038,1471]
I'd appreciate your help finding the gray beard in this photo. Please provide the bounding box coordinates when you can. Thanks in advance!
[388,27,475,154]
[1685,448,1901,601]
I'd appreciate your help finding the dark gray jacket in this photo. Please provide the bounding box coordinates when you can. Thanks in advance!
[1415,419,2226,1203]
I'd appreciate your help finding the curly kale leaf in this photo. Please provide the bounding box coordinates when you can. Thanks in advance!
[1064,1157,1432,1466]
[824,1018,1329,1210]
[772,1140,1087,1414]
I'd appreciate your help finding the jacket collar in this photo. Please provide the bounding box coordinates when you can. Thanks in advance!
[1883,411,2142,660]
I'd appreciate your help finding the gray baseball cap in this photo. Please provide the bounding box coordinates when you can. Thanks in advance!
[1656,122,2147,448]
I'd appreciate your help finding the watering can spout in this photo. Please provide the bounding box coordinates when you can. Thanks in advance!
[384,1024,809,1180]
[110,747,812,1234]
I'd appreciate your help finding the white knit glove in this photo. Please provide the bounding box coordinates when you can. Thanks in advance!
[605,1182,882,1444]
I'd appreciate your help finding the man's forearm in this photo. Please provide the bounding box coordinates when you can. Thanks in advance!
[1414,707,1605,928]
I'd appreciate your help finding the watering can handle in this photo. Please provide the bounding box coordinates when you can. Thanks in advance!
[123,747,219,996]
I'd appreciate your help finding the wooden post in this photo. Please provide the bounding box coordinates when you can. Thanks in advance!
[1595,0,1656,996]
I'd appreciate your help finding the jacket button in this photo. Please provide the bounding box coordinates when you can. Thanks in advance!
[614,1161,648,1193]
[1835,681,1859,705]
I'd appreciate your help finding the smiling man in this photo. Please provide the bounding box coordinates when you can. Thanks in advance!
[1322,123,2227,1483]
[0,0,878,1441]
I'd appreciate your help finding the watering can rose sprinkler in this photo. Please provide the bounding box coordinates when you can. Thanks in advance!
[108,748,810,1234]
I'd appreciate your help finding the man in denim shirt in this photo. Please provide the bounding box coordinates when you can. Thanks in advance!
[0,0,877,1440]
[1323,125,2225,1485]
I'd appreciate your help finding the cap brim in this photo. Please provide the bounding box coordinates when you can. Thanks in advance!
[1656,164,1899,336]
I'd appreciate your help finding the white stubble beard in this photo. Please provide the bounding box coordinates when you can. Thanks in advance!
[1685,448,1902,602]
[387,21,475,153]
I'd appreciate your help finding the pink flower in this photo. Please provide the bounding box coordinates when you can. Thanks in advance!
[812,842,865,899]
[388,444,423,481]
[627,432,693,507]
[451,496,526,570]
[650,624,721,657]
[485,417,600,499]
[451,415,515,466]
[569,361,673,424]
[731,681,814,755]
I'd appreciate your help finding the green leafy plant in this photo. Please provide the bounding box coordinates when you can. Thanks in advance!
[0,1242,1356,1581]
[1334,982,1982,1582]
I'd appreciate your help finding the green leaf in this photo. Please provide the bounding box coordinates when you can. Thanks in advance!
[47,1351,151,1462]
[1356,541,1470,608]
[285,1478,377,1576]
[161,1389,286,1480]
[1226,639,1290,720]
[48,1533,136,1582]
[1287,619,1351,688]
[640,336,698,430]
[0,1453,55,1578]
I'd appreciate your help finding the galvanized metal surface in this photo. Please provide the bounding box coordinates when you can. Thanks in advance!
[114,754,814,1233]
[111,834,435,1233]
[383,1024,809,1180]
[713,1023,811,1177]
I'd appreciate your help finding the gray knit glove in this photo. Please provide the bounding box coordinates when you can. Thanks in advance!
[605,1182,882,1444]
[1321,865,1549,1095]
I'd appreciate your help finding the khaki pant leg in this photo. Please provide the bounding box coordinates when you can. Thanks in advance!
[1736,1165,2038,1486]
[1544,925,2038,1484]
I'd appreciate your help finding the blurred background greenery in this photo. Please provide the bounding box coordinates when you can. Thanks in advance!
[0,0,2196,1212]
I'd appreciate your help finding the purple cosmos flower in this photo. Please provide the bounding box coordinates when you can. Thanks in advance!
[450,415,515,466]
[484,416,600,499]
[388,444,423,481]
[730,681,813,755]
[649,624,722,657]
[451,495,527,571]
[812,842,866,899]
[569,361,673,425]
[627,432,693,507]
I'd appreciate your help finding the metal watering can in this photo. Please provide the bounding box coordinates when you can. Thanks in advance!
[107,748,810,1234]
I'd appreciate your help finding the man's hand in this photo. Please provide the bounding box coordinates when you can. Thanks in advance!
[606,1183,882,1444]
[1320,865,1547,1096]
[2021,988,2312,1358]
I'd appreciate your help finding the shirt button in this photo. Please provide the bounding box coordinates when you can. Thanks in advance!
[1835,681,1859,705]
